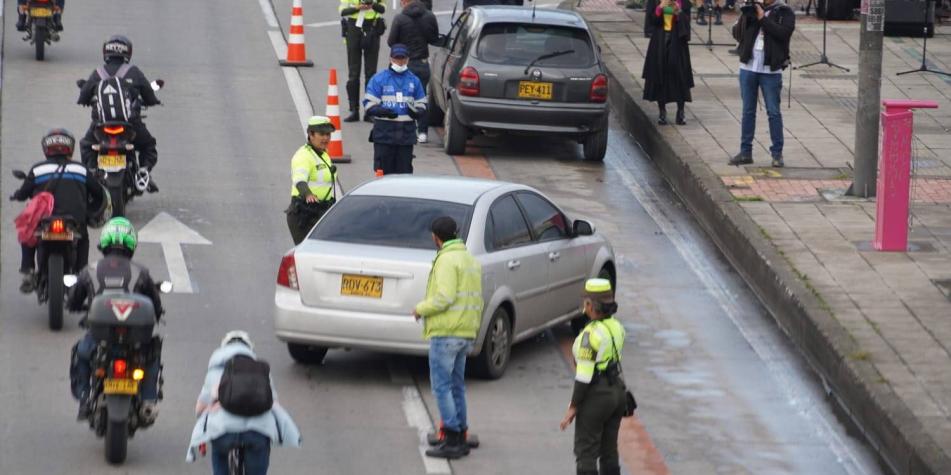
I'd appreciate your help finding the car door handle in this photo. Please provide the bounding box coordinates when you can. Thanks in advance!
[507,260,521,270]
[548,252,560,261]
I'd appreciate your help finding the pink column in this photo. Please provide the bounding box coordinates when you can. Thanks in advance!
[873,100,938,252]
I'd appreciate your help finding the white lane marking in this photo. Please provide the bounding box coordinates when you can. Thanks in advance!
[258,0,280,28]
[605,148,874,475]
[138,212,212,294]
[267,30,314,132]
[402,387,452,474]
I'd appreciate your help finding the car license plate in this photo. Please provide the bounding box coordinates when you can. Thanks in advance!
[41,230,74,241]
[340,274,383,298]
[30,7,53,17]
[98,153,126,170]
[518,81,553,100]
[103,378,138,395]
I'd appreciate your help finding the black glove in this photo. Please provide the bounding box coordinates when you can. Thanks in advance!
[407,106,420,120]
[367,105,398,119]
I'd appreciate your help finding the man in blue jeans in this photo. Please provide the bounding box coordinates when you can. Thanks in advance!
[729,0,794,168]
[414,216,483,459]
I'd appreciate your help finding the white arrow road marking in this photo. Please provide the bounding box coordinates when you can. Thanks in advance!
[138,212,211,294]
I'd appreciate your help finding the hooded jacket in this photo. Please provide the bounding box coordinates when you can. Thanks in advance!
[732,0,795,72]
[12,158,100,232]
[388,1,439,60]
[186,343,301,461]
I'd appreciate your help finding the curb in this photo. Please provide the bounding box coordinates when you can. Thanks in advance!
[583,8,951,475]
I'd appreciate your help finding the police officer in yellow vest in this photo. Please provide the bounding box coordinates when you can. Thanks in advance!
[340,0,386,123]
[286,116,338,245]
[560,278,626,475]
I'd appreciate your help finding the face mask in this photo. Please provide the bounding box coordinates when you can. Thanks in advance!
[391,63,408,73]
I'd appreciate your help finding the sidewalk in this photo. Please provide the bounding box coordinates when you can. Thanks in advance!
[575,2,951,473]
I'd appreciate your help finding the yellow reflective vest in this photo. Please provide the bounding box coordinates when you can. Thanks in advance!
[572,317,625,384]
[290,145,334,201]
[415,240,484,340]
[339,0,384,21]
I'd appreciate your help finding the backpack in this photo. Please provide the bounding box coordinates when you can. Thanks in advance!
[217,354,274,417]
[95,64,134,124]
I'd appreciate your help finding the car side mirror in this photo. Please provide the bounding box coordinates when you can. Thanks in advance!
[158,281,174,294]
[573,219,594,237]
[12,170,27,180]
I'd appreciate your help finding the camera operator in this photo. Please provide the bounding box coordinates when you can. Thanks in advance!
[729,0,794,169]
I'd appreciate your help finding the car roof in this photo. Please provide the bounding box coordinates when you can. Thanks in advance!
[350,175,513,205]
[470,6,588,29]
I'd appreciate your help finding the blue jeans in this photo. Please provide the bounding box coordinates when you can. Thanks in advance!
[429,337,473,432]
[739,69,784,158]
[212,431,271,475]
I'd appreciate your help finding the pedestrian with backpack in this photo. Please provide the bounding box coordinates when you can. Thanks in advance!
[186,331,301,474]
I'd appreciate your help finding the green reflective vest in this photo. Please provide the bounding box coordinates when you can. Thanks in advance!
[572,317,625,383]
[339,0,384,21]
[290,144,334,201]
[415,240,484,340]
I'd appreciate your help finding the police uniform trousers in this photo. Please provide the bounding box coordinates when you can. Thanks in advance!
[285,198,331,245]
[345,21,381,111]
[373,143,414,175]
[574,378,626,475]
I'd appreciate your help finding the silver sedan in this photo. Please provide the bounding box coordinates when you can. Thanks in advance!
[273,176,616,378]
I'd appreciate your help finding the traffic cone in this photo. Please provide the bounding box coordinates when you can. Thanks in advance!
[279,0,313,67]
[325,68,351,163]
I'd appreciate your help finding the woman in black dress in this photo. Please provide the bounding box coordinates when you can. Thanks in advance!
[642,0,695,125]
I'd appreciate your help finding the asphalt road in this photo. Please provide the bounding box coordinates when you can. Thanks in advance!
[0,0,884,474]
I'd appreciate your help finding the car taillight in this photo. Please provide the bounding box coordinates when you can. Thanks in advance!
[590,74,608,103]
[277,251,298,289]
[50,219,65,234]
[459,67,480,97]
[113,359,127,378]
[103,125,125,135]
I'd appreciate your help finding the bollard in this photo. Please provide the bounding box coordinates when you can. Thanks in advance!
[873,99,939,251]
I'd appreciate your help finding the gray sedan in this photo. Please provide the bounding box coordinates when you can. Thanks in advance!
[274,176,616,378]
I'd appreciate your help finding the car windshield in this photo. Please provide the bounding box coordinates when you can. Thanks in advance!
[310,195,472,249]
[475,23,595,67]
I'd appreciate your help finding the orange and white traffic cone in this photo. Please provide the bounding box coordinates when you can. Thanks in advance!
[325,68,351,163]
[279,0,313,67]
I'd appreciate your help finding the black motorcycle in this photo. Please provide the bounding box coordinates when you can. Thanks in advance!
[21,0,60,61]
[70,283,171,464]
[76,78,164,217]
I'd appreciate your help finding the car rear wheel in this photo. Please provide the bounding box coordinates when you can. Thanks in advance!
[570,265,615,333]
[444,101,468,156]
[582,119,608,162]
[287,343,328,365]
[472,306,512,379]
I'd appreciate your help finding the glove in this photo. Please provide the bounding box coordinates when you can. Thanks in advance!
[407,104,420,120]
[367,105,398,119]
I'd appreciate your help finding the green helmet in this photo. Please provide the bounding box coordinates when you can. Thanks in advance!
[99,217,137,253]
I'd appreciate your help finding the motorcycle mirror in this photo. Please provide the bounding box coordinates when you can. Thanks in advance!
[76,79,86,89]
[12,170,27,179]
[158,281,174,294]
[63,275,79,288]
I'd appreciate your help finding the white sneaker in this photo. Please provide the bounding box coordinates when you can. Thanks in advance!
[418,133,428,144]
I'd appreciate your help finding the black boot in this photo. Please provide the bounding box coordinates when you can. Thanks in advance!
[657,103,668,125]
[77,392,91,421]
[16,13,27,31]
[53,13,63,31]
[675,105,686,125]
[343,109,359,123]
[425,429,466,459]
[696,7,707,25]
[714,6,723,25]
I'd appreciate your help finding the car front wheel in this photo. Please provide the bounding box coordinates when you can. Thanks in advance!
[472,306,512,379]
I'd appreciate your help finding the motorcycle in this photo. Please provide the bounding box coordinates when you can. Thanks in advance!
[67,279,173,464]
[21,0,60,61]
[11,169,80,330]
[76,78,165,218]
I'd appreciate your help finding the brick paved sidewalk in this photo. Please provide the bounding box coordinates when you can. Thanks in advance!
[578,3,951,472]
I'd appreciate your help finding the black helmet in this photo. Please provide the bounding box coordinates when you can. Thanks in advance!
[103,35,133,63]
[41,128,76,158]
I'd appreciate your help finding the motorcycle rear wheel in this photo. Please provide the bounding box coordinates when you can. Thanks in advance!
[47,252,64,331]
[109,184,126,218]
[34,23,46,61]
[105,419,128,464]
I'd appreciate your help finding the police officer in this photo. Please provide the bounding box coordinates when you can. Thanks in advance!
[340,0,387,123]
[364,44,427,175]
[286,116,339,245]
[560,278,626,475]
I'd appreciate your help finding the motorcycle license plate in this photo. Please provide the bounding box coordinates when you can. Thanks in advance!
[41,230,73,241]
[518,81,553,100]
[340,274,383,298]
[29,7,53,17]
[98,153,126,171]
[103,378,138,395]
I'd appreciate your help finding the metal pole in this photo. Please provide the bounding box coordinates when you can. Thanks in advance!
[848,0,885,198]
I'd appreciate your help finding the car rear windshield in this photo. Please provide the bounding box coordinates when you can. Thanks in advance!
[475,23,595,68]
[310,196,472,249]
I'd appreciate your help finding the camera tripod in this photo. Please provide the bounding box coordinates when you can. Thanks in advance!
[689,1,734,50]
[897,0,951,78]
[795,0,849,71]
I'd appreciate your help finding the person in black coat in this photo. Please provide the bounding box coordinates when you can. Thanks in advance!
[389,0,439,143]
[642,0,695,125]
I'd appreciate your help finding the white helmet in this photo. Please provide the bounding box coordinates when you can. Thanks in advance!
[220,330,253,350]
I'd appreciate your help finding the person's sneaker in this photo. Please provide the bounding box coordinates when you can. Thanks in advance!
[19,271,35,294]
[729,153,753,167]
[771,156,785,168]
[417,133,428,144]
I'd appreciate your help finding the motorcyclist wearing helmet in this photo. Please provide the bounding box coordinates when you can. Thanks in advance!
[67,217,165,421]
[10,129,106,293]
[77,35,162,191]
[187,331,302,473]
[16,0,65,32]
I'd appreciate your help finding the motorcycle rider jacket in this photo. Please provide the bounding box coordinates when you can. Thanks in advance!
[68,253,164,320]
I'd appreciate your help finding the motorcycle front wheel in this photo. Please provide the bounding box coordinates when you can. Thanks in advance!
[34,22,46,61]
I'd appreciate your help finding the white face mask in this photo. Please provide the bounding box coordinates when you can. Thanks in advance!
[391,63,408,73]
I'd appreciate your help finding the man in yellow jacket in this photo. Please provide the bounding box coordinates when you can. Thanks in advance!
[414,216,483,459]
